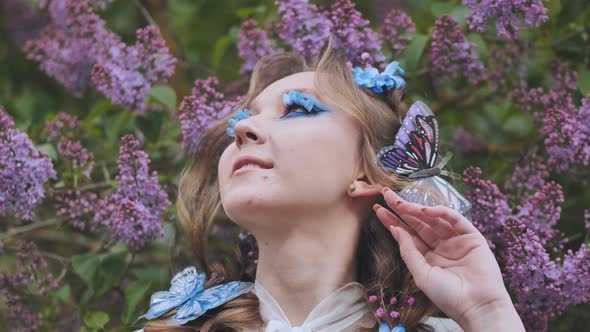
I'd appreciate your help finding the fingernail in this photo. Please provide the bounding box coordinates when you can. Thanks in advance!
[373,204,381,212]
[382,187,391,194]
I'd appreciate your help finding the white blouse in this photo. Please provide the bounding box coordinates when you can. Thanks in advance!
[136,279,464,332]
[247,279,464,332]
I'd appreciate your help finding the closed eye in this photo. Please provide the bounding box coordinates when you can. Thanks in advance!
[281,103,321,118]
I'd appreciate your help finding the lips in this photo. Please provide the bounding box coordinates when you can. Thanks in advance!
[232,156,274,174]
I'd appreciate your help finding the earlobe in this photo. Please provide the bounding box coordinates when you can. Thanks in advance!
[347,180,383,198]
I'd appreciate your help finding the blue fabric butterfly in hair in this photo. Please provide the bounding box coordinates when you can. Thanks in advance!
[135,266,254,325]
[380,321,406,332]
[374,100,473,219]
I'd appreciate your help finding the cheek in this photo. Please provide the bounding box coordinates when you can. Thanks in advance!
[218,147,234,187]
[277,120,358,184]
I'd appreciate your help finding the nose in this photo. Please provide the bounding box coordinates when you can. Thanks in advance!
[233,116,266,148]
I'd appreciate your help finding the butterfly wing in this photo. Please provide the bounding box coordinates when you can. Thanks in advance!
[398,176,472,219]
[168,281,254,325]
[376,101,440,175]
[137,266,206,321]
[379,321,392,332]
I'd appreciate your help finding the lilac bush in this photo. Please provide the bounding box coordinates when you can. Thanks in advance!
[1,0,588,330]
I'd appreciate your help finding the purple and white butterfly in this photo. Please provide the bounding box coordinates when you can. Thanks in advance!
[375,101,472,220]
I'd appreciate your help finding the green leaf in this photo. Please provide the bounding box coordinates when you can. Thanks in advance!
[104,111,134,142]
[235,5,266,20]
[80,288,94,307]
[212,35,233,70]
[431,2,455,17]
[430,3,469,28]
[72,251,128,298]
[53,284,71,304]
[122,279,152,325]
[466,33,488,61]
[84,311,110,329]
[72,254,101,286]
[449,6,470,28]
[578,68,590,95]
[36,143,58,161]
[84,99,114,128]
[147,85,177,109]
[93,250,128,297]
[400,34,429,75]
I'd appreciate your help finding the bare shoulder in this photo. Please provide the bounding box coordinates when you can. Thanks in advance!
[422,316,464,332]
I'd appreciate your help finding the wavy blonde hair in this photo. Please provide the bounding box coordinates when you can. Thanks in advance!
[143,40,437,331]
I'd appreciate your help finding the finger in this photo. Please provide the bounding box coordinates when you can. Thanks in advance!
[390,225,432,290]
[374,204,431,254]
[398,213,447,249]
[421,205,480,235]
[382,188,459,239]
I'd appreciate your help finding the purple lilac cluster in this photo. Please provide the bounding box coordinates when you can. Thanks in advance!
[274,0,333,61]
[509,61,589,173]
[463,0,549,39]
[504,149,550,200]
[237,20,281,75]
[327,0,384,66]
[452,127,488,154]
[514,182,563,245]
[22,1,176,112]
[379,8,416,57]
[54,189,98,231]
[2,0,48,48]
[0,241,59,332]
[44,112,83,142]
[428,15,485,85]
[503,218,590,331]
[462,167,510,246]
[92,26,177,114]
[23,0,116,97]
[0,108,57,220]
[57,138,95,179]
[486,43,524,92]
[45,112,94,179]
[178,77,241,155]
[93,135,171,250]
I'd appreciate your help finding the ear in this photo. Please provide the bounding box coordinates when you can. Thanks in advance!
[347,175,383,198]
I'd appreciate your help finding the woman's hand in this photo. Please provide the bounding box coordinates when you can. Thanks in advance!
[373,187,525,331]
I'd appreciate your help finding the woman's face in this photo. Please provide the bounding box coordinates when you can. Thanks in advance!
[218,71,363,230]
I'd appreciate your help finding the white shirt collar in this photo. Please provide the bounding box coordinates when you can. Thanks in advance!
[252,279,376,332]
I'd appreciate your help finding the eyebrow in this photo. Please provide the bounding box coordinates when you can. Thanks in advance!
[249,88,319,115]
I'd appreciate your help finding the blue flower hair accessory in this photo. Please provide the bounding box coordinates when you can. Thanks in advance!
[135,266,253,326]
[226,109,252,138]
[353,61,406,94]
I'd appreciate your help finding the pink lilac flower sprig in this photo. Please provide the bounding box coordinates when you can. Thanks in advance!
[367,290,416,323]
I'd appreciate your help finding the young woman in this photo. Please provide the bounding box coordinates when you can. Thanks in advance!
[138,43,525,331]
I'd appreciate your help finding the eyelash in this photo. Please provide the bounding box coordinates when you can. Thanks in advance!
[282,101,321,118]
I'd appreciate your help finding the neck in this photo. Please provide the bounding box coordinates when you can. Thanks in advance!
[251,208,363,326]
